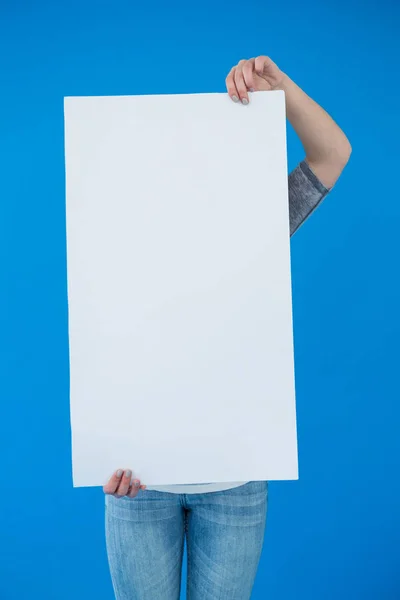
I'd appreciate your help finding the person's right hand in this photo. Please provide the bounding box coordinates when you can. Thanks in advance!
[103,469,146,498]
[225,56,286,105]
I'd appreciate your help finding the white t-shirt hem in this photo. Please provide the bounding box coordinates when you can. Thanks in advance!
[146,482,248,494]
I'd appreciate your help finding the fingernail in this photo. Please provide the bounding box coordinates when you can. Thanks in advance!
[232,95,239,103]
[116,470,123,478]
[134,480,140,487]
[242,98,249,106]
[125,470,132,478]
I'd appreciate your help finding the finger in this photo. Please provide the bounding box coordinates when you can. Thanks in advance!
[234,61,249,105]
[225,67,240,103]
[127,479,143,498]
[242,58,256,92]
[254,55,273,77]
[115,469,132,497]
[103,469,124,495]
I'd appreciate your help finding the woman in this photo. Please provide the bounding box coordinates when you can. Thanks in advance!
[104,55,351,599]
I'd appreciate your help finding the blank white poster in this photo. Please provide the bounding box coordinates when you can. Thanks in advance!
[64,91,298,488]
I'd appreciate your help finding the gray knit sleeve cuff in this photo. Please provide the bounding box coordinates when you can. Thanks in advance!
[288,160,330,236]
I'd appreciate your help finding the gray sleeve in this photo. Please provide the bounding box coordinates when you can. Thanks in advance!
[289,160,330,236]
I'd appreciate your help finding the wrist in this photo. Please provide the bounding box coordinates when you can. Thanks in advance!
[273,73,291,92]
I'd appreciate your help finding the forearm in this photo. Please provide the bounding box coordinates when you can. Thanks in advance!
[278,75,352,188]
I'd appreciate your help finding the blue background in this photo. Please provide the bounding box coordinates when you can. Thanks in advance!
[1,0,399,598]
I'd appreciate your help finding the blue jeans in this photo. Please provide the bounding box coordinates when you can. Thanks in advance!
[106,481,268,599]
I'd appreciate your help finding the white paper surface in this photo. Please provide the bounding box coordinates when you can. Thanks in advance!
[64,91,298,488]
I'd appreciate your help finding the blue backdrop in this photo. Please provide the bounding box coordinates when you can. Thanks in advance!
[1,0,399,598]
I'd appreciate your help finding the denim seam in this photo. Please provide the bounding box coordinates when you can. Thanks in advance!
[184,509,191,596]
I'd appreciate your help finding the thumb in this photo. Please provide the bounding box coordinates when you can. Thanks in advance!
[254,55,277,77]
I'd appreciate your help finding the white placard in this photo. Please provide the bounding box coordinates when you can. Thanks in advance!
[64,91,298,487]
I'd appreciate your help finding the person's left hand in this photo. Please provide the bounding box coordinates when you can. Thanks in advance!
[225,56,286,105]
